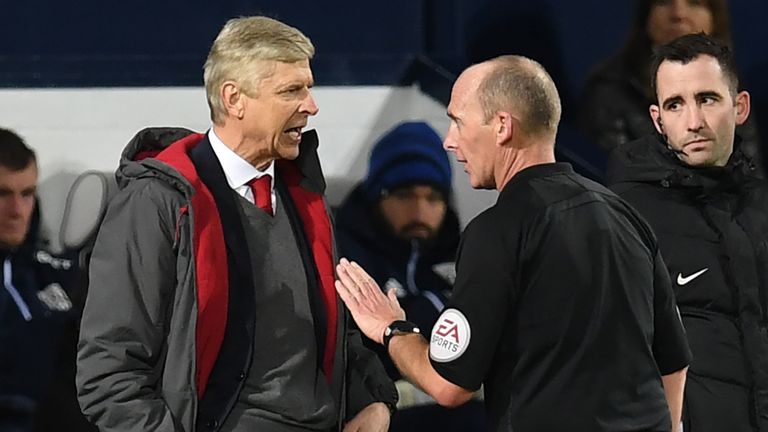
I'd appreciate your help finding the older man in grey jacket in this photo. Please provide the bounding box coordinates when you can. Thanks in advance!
[76,16,396,432]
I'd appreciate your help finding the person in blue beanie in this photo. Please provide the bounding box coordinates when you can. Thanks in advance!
[335,121,487,432]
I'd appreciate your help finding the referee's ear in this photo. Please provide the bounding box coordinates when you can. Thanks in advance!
[494,110,516,147]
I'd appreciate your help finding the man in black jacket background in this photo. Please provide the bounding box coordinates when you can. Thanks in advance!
[607,33,768,432]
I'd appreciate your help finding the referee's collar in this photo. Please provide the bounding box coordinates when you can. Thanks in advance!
[499,162,573,197]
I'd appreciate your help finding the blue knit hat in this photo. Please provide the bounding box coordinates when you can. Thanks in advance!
[362,122,452,202]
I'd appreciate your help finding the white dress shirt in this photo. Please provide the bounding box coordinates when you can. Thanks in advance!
[208,128,277,212]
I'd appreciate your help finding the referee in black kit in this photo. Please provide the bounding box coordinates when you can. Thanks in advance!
[335,55,691,432]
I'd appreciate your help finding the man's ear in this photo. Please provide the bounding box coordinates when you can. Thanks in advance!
[495,111,515,147]
[221,81,245,120]
[649,105,663,134]
[735,90,751,126]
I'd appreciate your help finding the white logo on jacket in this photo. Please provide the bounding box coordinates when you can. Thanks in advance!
[37,283,72,312]
[677,268,708,285]
[430,308,471,362]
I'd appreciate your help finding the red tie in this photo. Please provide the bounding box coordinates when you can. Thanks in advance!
[248,175,273,216]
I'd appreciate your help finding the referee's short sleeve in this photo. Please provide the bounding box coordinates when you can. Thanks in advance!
[651,251,693,374]
[429,215,514,391]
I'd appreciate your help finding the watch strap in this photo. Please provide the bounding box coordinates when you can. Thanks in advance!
[383,320,421,350]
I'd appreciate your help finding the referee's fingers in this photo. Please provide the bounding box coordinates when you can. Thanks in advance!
[335,279,358,309]
[336,262,358,290]
[339,260,371,296]
[337,261,375,308]
[335,263,361,300]
[349,260,381,298]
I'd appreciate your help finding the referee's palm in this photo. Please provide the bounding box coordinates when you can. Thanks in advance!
[335,258,405,344]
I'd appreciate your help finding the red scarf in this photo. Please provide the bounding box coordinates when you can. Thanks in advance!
[154,135,337,396]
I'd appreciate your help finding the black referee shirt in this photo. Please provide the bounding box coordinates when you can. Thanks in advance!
[429,163,691,432]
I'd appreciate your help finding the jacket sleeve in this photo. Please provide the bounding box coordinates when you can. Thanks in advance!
[76,180,182,431]
[651,250,693,375]
[344,313,398,419]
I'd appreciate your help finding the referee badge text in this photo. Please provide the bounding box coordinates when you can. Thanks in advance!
[430,308,470,362]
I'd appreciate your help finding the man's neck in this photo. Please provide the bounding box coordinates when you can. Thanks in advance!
[212,124,274,170]
[495,142,556,191]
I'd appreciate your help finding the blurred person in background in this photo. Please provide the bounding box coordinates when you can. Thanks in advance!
[0,128,82,432]
[580,0,763,176]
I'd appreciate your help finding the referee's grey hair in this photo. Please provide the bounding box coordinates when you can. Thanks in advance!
[478,55,562,138]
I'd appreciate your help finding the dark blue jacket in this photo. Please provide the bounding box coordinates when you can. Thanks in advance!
[0,213,77,432]
[335,184,460,379]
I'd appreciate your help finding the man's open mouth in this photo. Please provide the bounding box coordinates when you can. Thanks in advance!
[285,126,304,139]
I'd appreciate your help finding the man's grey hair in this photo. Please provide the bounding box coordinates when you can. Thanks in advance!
[478,55,562,138]
[203,16,315,124]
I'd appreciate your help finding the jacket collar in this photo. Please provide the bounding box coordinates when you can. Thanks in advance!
[607,132,759,191]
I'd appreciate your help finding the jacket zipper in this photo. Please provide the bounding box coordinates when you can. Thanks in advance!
[3,258,32,321]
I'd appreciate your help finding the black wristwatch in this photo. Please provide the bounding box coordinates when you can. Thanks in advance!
[383,320,421,350]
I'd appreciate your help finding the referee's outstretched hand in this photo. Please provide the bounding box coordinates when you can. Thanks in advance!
[336,257,405,345]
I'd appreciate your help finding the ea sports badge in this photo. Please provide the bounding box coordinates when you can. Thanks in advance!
[430,308,470,362]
